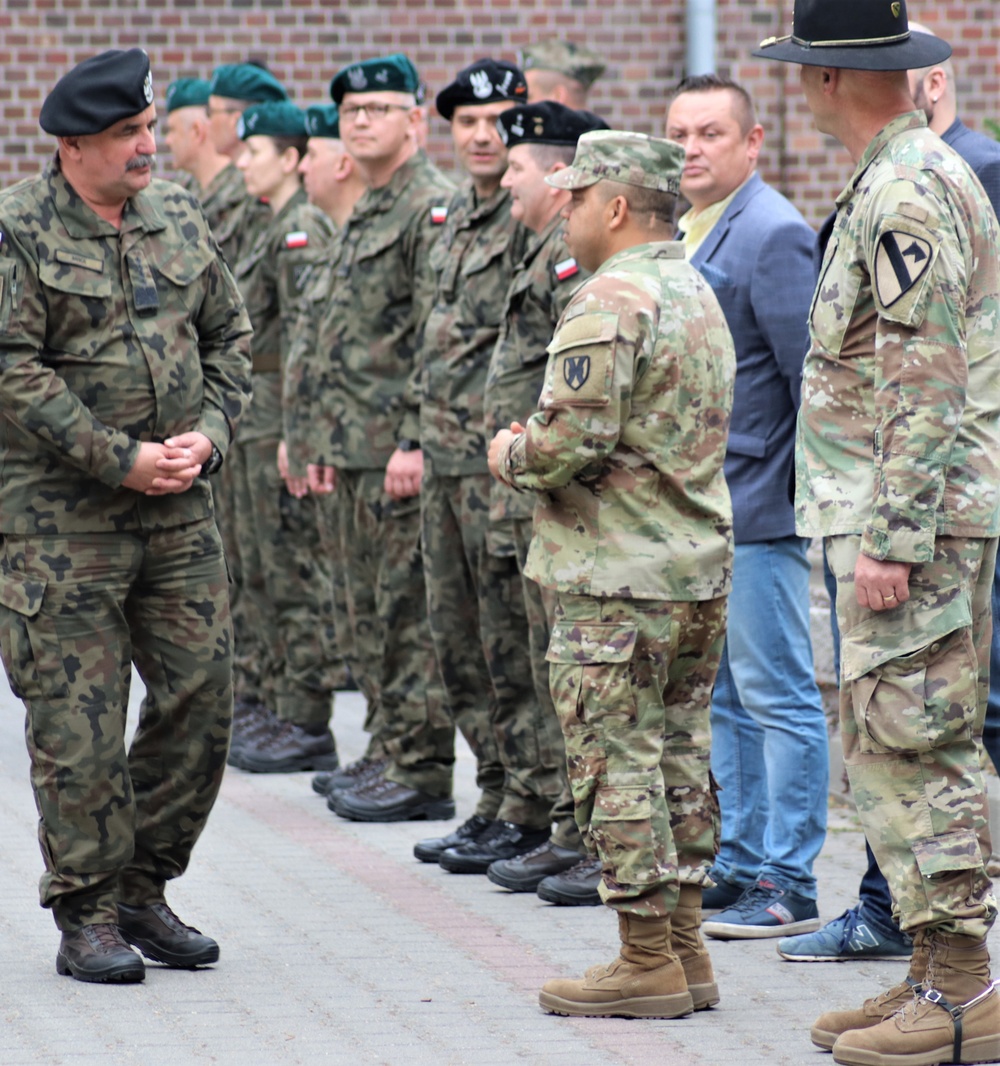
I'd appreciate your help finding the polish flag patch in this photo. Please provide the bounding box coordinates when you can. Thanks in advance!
[554,256,579,281]
[430,206,448,224]
[285,231,309,249]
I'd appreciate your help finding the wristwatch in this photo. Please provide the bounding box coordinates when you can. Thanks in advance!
[201,444,224,476]
[397,438,420,452]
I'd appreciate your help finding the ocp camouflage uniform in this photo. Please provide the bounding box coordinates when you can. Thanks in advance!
[484,215,587,846]
[496,241,735,917]
[798,112,1000,939]
[296,151,456,790]
[230,187,340,729]
[0,162,253,929]
[418,180,529,822]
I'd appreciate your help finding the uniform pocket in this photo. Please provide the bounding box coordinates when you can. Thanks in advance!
[842,583,976,755]
[0,564,66,701]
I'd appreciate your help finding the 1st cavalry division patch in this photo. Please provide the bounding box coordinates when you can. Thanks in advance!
[874,229,931,307]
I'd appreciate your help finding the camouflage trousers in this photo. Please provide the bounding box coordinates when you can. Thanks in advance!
[335,470,454,792]
[421,473,507,821]
[826,533,998,940]
[228,373,342,727]
[547,592,726,918]
[0,518,232,931]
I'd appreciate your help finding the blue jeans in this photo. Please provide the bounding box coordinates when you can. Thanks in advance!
[710,536,829,897]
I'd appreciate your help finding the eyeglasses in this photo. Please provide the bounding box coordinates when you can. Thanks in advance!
[339,102,411,122]
[205,106,244,117]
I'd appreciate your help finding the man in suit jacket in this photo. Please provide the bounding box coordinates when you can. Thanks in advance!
[665,73,829,939]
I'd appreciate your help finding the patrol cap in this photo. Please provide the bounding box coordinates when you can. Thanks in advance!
[497,101,609,148]
[545,131,684,194]
[165,78,212,113]
[436,59,528,121]
[40,48,154,137]
[519,40,606,89]
[304,104,340,139]
[209,63,289,104]
[238,102,307,140]
[753,0,951,71]
[330,54,420,105]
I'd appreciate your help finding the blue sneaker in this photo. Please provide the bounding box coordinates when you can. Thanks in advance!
[701,878,751,912]
[702,878,820,940]
[776,906,912,961]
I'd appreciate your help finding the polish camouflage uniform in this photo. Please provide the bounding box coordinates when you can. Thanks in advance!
[230,186,340,729]
[0,162,253,930]
[798,112,1000,939]
[485,214,588,847]
[495,145,736,916]
[295,150,456,791]
[418,179,530,822]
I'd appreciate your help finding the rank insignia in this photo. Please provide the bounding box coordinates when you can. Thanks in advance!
[874,230,931,307]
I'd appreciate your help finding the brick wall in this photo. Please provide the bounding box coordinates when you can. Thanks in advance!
[0,0,996,229]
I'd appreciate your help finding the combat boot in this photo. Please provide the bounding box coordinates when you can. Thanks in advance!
[539,912,694,1019]
[811,930,928,1050]
[832,931,1000,1066]
[673,883,720,1010]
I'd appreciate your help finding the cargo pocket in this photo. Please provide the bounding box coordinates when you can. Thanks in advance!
[841,583,976,755]
[0,565,65,702]
[912,828,992,923]
[590,783,661,887]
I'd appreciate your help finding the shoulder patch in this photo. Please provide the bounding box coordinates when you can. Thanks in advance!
[285,231,309,249]
[430,206,448,224]
[553,256,578,281]
[874,229,932,308]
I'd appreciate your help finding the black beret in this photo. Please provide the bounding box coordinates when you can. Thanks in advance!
[40,48,154,137]
[497,102,609,148]
[436,59,527,121]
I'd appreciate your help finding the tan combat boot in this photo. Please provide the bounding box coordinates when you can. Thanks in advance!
[832,931,1000,1066]
[539,912,694,1019]
[673,884,720,1010]
[811,931,929,1050]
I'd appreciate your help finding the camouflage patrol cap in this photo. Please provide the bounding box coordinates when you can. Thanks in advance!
[545,131,685,193]
[237,102,307,140]
[330,54,420,105]
[497,101,609,148]
[304,104,340,139]
[166,78,212,113]
[40,48,154,136]
[209,63,289,104]
[519,40,606,89]
[436,59,528,121]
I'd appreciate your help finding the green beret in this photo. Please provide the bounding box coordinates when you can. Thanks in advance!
[304,105,340,139]
[519,40,607,89]
[209,63,289,104]
[238,102,307,140]
[497,102,609,148]
[546,131,684,194]
[436,59,527,121]
[330,54,420,105]
[40,48,154,137]
[166,78,212,113]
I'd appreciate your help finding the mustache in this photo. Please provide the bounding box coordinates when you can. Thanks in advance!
[126,154,156,172]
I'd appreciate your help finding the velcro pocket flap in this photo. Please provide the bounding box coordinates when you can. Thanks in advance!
[546,621,637,665]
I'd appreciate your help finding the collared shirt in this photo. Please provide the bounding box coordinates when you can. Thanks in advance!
[676,174,749,258]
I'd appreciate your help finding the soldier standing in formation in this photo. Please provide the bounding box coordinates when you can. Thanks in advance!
[0,48,253,982]
[756,0,1000,1060]
[489,130,736,1018]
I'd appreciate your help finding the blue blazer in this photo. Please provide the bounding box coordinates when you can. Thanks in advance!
[688,172,818,543]
[942,118,1000,216]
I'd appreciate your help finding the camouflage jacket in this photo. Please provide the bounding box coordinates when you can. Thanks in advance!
[292,150,453,471]
[0,161,253,534]
[201,162,269,270]
[417,180,524,477]
[796,112,1000,560]
[496,242,736,601]
[232,187,334,443]
[485,214,586,527]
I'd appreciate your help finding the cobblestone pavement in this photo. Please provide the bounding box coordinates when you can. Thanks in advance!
[2,671,997,1065]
